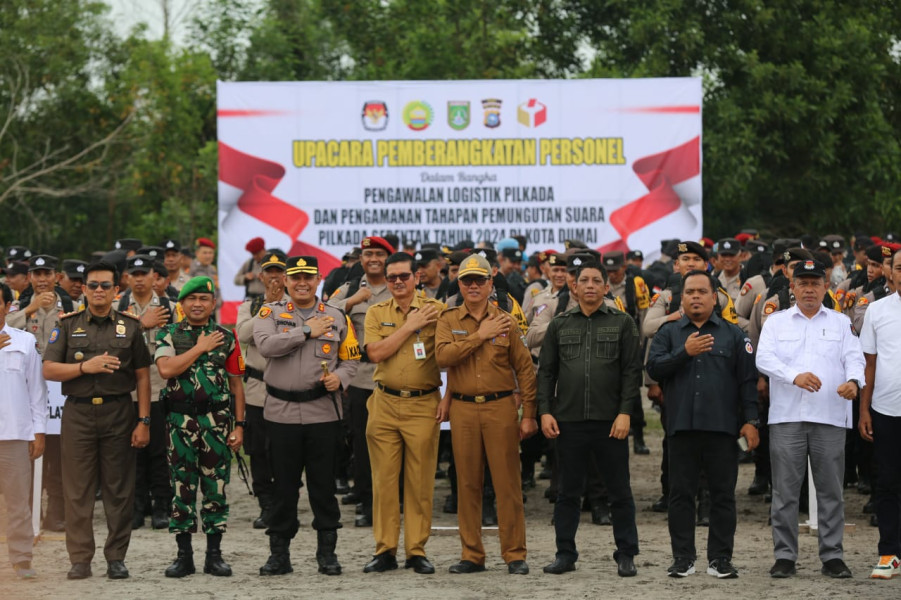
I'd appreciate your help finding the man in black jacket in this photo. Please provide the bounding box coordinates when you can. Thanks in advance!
[647,270,759,579]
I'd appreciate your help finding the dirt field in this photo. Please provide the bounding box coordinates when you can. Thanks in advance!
[1,404,897,600]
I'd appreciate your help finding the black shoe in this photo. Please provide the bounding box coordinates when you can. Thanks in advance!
[151,499,170,530]
[769,559,796,578]
[507,560,529,575]
[316,530,342,576]
[443,494,457,514]
[651,495,668,512]
[448,560,486,574]
[204,550,232,576]
[667,558,695,577]
[863,499,875,514]
[748,475,769,496]
[738,449,754,464]
[132,509,145,530]
[482,502,498,527]
[341,491,360,505]
[522,475,536,490]
[538,467,553,480]
[253,509,269,529]
[363,552,398,573]
[165,550,195,578]
[106,560,129,580]
[404,555,435,574]
[633,440,650,455]
[821,558,852,579]
[591,502,611,526]
[544,487,557,503]
[707,558,738,579]
[67,562,92,580]
[857,479,872,495]
[871,514,879,527]
[543,558,576,574]
[617,554,637,577]
[335,478,351,495]
[355,513,373,527]
[259,553,293,576]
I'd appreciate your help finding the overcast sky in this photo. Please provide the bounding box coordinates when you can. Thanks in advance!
[104,0,202,43]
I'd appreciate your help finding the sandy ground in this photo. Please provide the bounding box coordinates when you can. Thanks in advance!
[1,402,897,600]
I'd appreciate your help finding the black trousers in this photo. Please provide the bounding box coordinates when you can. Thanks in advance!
[266,420,342,539]
[43,434,64,516]
[348,386,373,508]
[244,405,274,499]
[668,431,738,561]
[553,421,638,562]
[135,402,172,501]
[754,396,771,482]
[872,409,901,557]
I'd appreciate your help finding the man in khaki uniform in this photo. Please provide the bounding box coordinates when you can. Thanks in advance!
[436,253,537,575]
[361,252,445,575]
[42,261,152,580]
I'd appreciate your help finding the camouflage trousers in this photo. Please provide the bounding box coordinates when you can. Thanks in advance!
[166,409,232,534]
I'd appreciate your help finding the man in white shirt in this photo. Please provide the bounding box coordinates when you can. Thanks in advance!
[858,249,901,579]
[757,259,865,580]
[0,282,49,579]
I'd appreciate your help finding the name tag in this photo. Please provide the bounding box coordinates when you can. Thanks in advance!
[452,329,468,335]
[381,322,396,327]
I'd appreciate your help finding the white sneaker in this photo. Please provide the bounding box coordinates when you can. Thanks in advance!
[870,555,900,579]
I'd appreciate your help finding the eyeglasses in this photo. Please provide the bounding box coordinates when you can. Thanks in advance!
[459,276,489,287]
[86,281,115,290]
[386,272,413,283]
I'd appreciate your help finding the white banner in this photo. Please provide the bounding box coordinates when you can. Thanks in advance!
[217,78,702,321]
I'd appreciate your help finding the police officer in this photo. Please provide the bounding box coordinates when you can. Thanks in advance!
[119,254,176,530]
[234,237,268,300]
[254,256,360,576]
[415,248,447,300]
[155,276,246,578]
[499,247,527,305]
[521,251,553,318]
[361,252,446,575]
[714,238,744,304]
[436,253,537,575]
[161,239,190,292]
[328,236,393,526]
[59,260,88,310]
[236,252,287,529]
[42,261,152,580]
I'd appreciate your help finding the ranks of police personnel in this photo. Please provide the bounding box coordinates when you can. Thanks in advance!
[254,256,360,576]
[161,239,190,292]
[236,251,288,529]
[59,259,88,311]
[328,236,394,527]
[120,254,177,530]
[361,252,446,575]
[436,253,537,575]
[521,250,553,318]
[42,260,152,581]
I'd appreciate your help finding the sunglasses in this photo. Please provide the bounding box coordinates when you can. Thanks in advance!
[386,272,414,283]
[86,281,115,290]
[459,276,489,287]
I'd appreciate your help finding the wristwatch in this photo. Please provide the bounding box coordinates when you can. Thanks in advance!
[138,416,151,426]
[302,325,312,340]
[234,420,248,428]
[848,379,861,390]
[745,419,760,428]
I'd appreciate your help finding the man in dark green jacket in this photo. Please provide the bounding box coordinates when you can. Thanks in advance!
[537,260,642,577]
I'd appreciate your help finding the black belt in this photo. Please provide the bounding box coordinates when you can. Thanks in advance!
[68,394,130,405]
[266,383,328,403]
[244,365,265,382]
[377,383,439,398]
[168,399,230,415]
[451,391,513,404]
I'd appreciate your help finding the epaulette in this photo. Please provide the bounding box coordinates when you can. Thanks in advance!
[117,310,141,321]
[60,310,81,320]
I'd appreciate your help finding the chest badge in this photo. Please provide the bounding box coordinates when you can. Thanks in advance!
[116,324,126,336]
[279,312,294,319]
[286,302,295,312]
[74,351,85,361]
[322,343,332,354]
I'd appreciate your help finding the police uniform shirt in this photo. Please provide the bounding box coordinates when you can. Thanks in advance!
[253,299,360,425]
[642,287,738,340]
[435,302,537,418]
[236,296,287,408]
[717,271,742,303]
[525,289,574,351]
[234,258,265,297]
[172,269,190,292]
[734,273,769,320]
[364,296,444,392]
[6,292,66,355]
[122,291,170,401]
[328,277,390,389]
[43,309,151,397]
[521,279,547,318]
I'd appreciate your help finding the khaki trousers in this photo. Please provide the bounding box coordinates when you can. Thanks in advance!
[449,396,526,564]
[366,388,440,557]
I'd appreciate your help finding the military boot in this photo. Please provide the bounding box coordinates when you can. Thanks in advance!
[253,495,272,530]
[151,497,170,530]
[259,536,293,576]
[316,530,342,575]
[132,494,149,530]
[203,533,232,576]
[165,533,195,578]
[632,429,650,455]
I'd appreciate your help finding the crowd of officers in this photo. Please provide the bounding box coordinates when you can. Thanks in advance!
[1,227,898,581]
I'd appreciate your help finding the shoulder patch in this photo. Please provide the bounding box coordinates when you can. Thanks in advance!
[531,287,541,297]
[763,301,777,315]
[258,306,272,319]
[857,297,869,306]
[744,338,754,354]
[740,282,752,296]
[48,328,60,344]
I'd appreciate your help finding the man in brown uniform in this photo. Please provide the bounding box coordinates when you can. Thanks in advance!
[436,253,538,575]
[43,261,152,580]
[361,252,446,575]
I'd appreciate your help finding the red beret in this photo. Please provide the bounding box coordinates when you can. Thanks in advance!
[245,237,265,253]
[700,237,714,249]
[361,236,395,254]
[734,233,753,245]
[196,237,216,249]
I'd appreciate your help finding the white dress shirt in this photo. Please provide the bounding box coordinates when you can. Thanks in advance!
[757,304,865,428]
[859,292,901,416]
[0,323,48,441]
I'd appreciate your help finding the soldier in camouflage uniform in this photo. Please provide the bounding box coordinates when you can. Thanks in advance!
[154,276,247,578]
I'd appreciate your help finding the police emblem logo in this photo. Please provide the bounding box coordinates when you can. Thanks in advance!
[740,282,752,296]
[402,100,434,131]
[649,293,660,307]
[361,101,388,131]
[858,297,869,306]
[48,328,59,344]
[286,302,295,312]
[763,301,776,315]
[447,101,470,131]
[116,324,126,336]
[466,257,479,268]
[481,99,502,128]
[74,351,84,361]
[322,343,332,354]
[258,306,272,319]
[744,340,754,354]
[35,257,45,266]
[298,258,307,266]
[803,261,814,270]
[678,243,688,253]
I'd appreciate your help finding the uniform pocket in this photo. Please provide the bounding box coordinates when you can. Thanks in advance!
[560,335,581,360]
[0,349,24,371]
[595,333,620,359]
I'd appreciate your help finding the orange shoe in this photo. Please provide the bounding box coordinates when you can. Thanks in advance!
[869,555,900,579]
